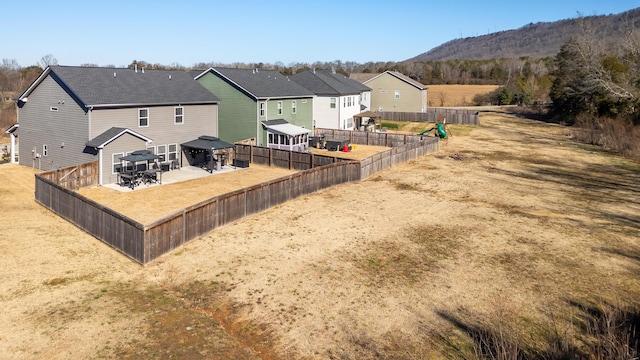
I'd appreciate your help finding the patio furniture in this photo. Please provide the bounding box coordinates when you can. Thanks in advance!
[119,172,138,189]
[141,169,161,184]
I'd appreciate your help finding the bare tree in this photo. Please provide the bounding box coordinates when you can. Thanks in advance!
[38,54,58,69]
[438,91,447,107]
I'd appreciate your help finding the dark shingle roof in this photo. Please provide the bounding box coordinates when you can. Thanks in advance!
[292,70,371,96]
[39,66,220,108]
[205,68,314,99]
[290,70,370,96]
[330,72,371,92]
[85,127,152,148]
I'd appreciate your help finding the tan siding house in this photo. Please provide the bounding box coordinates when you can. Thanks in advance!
[358,71,428,113]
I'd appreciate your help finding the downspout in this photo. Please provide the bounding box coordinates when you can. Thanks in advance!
[87,106,103,185]
[98,147,103,185]
[258,98,270,147]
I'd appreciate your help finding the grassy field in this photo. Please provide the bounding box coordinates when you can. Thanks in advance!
[1,110,639,359]
[427,84,500,106]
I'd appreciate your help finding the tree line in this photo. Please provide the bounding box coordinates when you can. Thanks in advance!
[3,21,640,135]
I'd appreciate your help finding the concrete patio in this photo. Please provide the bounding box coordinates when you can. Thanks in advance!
[103,164,243,192]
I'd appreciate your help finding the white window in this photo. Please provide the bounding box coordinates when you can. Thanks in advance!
[330,98,336,108]
[138,108,149,127]
[343,97,346,107]
[277,101,283,115]
[146,145,155,155]
[292,100,297,114]
[395,90,400,99]
[157,144,166,162]
[259,102,266,117]
[168,143,178,161]
[112,153,123,174]
[50,107,58,112]
[42,144,48,157]
[174,107,184,124]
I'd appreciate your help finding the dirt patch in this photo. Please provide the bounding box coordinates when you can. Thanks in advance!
[1,110,639,359]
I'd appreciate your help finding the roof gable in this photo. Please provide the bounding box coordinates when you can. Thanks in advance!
[364,71,427,90]
[85,127,152,148]
[20,66,220,109]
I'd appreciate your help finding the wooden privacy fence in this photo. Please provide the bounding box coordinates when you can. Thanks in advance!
[35,174,146,263]
[35,161,361,264]
[34,131,439,264]
[377,109,479,124]
[235,130,438,173]
[37,162,99,190]
[235,144,352,171]
[143,161,361,261]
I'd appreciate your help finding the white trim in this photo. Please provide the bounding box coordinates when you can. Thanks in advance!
[138,108,149,127]
[174,106,184,125]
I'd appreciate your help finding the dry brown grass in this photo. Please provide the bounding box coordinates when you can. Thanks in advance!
[427,84,501,107]
[2,110,640,359]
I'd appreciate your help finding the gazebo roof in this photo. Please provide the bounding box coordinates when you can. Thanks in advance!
[354,111,380,118]
[181,135,234,151]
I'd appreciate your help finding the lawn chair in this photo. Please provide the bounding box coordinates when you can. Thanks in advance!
[171,159,181,170]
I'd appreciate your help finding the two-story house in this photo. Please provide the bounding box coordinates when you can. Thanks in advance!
[352,71,428,113]
[193,68,314,148]
[290,69,371,130]
[15,65,220,185]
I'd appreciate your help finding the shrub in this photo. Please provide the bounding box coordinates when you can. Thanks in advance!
[572,114,640,159]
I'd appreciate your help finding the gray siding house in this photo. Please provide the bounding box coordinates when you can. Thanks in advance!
[15,65,220,185]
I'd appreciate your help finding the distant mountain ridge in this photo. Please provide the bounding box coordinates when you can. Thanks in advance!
[408,8,640,61]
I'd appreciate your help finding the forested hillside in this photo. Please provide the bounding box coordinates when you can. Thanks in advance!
[410,8,640,61]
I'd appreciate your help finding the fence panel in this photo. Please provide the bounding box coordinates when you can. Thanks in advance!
[377,109,479,125]
[218,190,247,226]
[245,183,271,216]
[184,200,219,240]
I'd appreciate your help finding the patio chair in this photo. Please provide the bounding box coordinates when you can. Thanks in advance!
[171,159,181,170]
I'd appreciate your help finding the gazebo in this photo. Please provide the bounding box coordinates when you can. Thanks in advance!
[180,135,235,172]
[353,111,381,131]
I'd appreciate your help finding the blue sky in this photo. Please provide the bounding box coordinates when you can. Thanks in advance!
[6,0,639,68]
